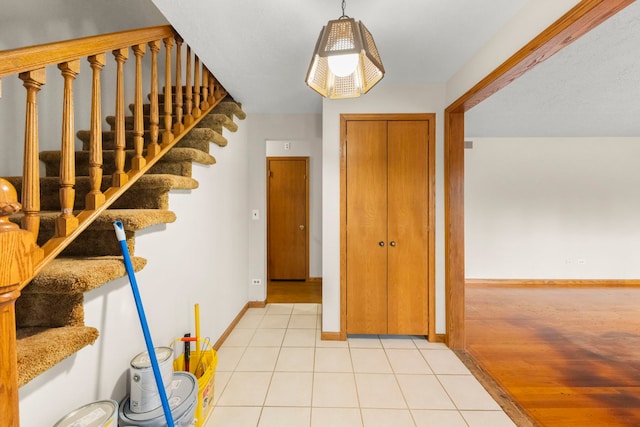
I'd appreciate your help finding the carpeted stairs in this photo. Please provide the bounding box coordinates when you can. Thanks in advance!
[4,95,245,386]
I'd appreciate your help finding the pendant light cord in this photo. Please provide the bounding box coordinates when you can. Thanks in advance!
[340,0,348,18]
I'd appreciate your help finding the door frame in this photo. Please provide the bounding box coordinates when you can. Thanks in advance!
[443,0,633,349]
[340,113,436,340]
[266,156,310,282]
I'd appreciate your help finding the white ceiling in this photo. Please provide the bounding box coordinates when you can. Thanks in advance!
[466,0,640,137]
[152,0,528,114]
[152,0,639,137]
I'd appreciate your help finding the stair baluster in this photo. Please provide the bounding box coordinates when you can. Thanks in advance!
[208,69,216,105]
[132,44,147,171]
[111,48,129,187]
[56,60,80,237]
[201,69,209,110]
[184,46,194,126]
[162,37,174,146]
[193,55,202,118]
[18,69,46,240]
[85,54,106,210]
[147,40,161,157]
[173,36,185,135]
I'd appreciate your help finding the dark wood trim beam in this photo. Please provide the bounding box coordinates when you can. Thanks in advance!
[447,0,633,114]
[443,0,635,349]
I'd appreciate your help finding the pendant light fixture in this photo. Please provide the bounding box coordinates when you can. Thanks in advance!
[305,0,385,99]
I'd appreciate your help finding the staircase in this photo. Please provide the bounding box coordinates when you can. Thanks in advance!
[0,25,246,425]
[6,98,245,386]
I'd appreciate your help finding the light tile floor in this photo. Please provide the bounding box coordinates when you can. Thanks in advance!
[206,303,516,427]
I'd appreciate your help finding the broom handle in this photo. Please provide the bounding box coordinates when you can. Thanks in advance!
[113,221,175,427]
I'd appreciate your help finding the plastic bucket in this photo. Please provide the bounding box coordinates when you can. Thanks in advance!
[173,345,218,426]
[119,372,198,426]
[129,346,174,413]
[52,400,118,427]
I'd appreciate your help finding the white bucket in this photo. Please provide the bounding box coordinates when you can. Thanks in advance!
[119,372,198,426]
[52,400,118,427]
[129,346,174,413]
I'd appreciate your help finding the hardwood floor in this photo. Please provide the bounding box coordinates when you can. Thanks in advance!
[266,279,322,304]
[465,284,640,427]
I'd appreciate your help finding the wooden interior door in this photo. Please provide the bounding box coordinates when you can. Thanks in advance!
[267,157,308,280]
[387,121,429,335]
[345,121,389,334]
[343,115,432,337]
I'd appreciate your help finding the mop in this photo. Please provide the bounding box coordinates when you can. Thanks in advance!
[114,220,175,427]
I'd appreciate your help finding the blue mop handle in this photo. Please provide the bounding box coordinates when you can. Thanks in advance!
[113,220,175,427]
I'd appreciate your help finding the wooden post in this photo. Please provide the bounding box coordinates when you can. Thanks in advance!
[112,48,129,187]
[131,44,147,171]
[184,46,194,126]
[56,60,80,237]
[18,68,46,240]
[85,54,106,210]
[161,37,174,146]
[147,40,161,158]
[173,36,185,135]
[444,110,465,350]
[0,179,41,427]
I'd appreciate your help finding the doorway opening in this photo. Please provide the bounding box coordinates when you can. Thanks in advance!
[266,156,321,303]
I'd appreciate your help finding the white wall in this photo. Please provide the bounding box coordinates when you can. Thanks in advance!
[266,138,322,278]
[18,119,251,425]
[465,137,640,279]
[321,84,447,334]
[246,114,323,301]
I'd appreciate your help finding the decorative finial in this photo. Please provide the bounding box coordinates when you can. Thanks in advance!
[0,178,21,231]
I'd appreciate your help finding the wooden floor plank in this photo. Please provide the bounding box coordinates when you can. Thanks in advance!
[465,285,640,427]
[266,279,322,304]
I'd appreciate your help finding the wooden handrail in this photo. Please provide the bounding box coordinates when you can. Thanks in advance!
[0,26,174,78]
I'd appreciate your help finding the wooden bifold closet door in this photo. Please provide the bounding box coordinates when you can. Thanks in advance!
[345,116,430,335]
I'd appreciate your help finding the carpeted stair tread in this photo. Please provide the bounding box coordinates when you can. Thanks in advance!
[33,209,177,231]
[76,129,153,149]
[132,99,244,119]
[4,174,199,211]
[106,112,237,134]
[17,326,99,386]
[76,126,225,151]
[212,101,246,120]
[24,256,147,294]
[40,147,216,177]
[106,115,167,130]
[196,113,238,133]
[130,102,199,116]
[175,127,227,150]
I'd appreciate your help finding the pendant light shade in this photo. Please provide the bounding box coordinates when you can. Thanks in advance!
[305,15,385,99]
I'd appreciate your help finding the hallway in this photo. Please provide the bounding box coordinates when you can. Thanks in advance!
[207,303,514,427]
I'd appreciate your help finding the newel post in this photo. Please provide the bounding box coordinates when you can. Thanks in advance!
[0,179,42,427]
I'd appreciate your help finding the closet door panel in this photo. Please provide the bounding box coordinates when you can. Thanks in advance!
[387,120,429,335]
[346,121,388,334]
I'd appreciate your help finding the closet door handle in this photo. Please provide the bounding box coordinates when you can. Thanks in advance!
[378,241,385,247]
[390,241,396,247]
